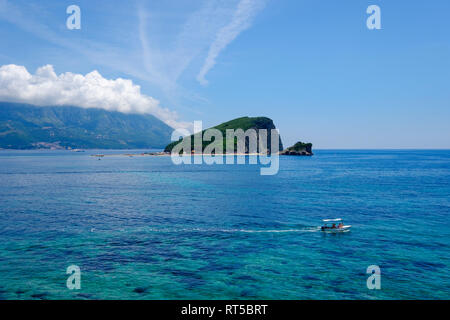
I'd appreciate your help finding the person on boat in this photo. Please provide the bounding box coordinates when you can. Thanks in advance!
[332,223,336,229]
[338,222,344,228]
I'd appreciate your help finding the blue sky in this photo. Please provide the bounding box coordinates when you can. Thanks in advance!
[0,0,449,148]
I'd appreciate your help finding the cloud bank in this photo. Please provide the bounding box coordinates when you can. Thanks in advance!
[0,64,189,129]
[197,0,267,85]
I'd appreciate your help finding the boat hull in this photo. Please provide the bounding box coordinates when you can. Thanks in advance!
[321,225,351,233]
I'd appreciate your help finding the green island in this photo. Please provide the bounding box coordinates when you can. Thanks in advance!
[164,116,284,154]
[164,116,313,156]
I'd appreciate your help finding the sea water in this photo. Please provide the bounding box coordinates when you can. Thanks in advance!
[0,150,449,299]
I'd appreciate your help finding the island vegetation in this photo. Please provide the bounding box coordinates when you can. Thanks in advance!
[164,116,284,154]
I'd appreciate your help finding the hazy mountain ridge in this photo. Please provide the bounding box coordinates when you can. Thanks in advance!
[0,102,173,149]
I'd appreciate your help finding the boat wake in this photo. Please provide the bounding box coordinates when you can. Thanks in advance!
[144,227,322,234]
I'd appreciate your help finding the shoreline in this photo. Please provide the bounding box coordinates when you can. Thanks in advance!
[91,152,273,157]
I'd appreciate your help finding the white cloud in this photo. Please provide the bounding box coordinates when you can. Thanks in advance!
[197,0,266,85]
[0,64,191,129]
[0,0,208,117]
[0,0,268,123]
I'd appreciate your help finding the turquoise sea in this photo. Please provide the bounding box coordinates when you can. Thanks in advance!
[0,150,449,299]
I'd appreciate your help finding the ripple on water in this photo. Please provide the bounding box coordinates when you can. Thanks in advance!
[1,150,449,299]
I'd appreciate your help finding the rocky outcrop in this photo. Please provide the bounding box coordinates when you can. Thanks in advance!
[280,141,313,156]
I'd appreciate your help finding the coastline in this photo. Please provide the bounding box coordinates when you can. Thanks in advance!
[91,152,273,157]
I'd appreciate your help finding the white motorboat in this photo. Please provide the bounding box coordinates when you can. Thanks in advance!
[321,218,351,233]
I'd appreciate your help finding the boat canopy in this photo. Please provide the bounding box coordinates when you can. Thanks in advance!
[322,218,342,222]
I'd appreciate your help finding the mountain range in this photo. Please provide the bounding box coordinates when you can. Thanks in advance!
[0,102,173,149]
